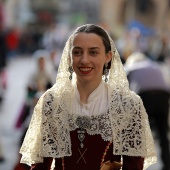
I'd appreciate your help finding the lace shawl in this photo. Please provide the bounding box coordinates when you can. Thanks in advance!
[20,25,157,169]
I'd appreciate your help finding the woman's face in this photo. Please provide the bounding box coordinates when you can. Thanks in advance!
[71,33,111,84]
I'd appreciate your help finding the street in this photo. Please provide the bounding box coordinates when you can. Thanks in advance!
[0,56,35,170]
[0,56,167,170]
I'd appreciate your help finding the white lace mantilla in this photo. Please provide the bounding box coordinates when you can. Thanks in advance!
[20,87,156,169]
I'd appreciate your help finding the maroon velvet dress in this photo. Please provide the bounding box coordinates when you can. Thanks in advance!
[30,128,144,170]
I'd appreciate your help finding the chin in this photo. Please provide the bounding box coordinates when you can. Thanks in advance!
[77,76,92,82]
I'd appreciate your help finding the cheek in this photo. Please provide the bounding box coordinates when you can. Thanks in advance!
[71,57,79,70]
[72,56,80,64]
[72,62,79,73]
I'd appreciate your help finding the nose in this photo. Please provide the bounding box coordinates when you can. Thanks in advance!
[80,52,89,64]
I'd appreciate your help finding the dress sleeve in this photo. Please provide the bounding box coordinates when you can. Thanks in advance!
[122,155,144,170]
[30,157,53,170]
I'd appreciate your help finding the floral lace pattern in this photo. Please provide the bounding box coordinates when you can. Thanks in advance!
[20,88,156,169]
[68,113,113,141]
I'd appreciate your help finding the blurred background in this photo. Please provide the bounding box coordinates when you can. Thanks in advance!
[0,0,170,170]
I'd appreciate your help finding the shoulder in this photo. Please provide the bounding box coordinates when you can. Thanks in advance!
[34,89,55,111]
[117,90,144,114]
[114,89,141,104]
[123,90,141,102]
[125,90,143,106]
[41,85,72,110]
[43,88,54,100]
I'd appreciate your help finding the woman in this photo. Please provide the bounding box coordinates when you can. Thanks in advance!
[19,24,156,170]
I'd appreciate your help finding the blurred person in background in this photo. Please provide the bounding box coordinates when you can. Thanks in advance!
[14,50,53,170]
[0,11,7,163]
[0,19,7,104]
[19,24,156,170]
[148,35,170,63]
[29,49,53,92]
[15,49,53,129]
[0,142,4,163]
[18,28,36,55]
[5,27,20,58]
[125,52,170,170]
[42,22,69,53]
[14,92,44,170]
[18,26,43,55]
[46,49,61,84]
[115,28,142,64]
[14,91,45,170]
[42,22,64,52]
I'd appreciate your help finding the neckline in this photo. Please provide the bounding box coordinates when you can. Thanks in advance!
[76,81,105,104]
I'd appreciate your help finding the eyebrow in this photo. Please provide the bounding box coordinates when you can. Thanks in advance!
[73,47,100,50]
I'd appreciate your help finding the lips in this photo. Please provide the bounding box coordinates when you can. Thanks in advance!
[79,67,93,74]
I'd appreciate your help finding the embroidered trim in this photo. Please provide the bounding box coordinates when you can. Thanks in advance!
[68,113,113,142]
[100,141,112,168]
[76,148,87,164]
[62,158,64,170]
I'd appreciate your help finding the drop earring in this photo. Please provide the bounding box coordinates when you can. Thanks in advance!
[68,66,74,80]
[104,63,109,82]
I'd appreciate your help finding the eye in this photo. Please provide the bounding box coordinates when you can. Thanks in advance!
[72,50,82,56]
[90,50,98,56]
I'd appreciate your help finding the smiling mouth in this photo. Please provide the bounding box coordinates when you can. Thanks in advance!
[79,67,93,74]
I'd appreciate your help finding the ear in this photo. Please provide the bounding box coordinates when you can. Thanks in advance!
[69,47,73,65]
[68,51,73,65]
[68,55,71,64]
[105,51,112,63]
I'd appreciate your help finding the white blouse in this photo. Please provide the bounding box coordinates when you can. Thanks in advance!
[71,81,108,116]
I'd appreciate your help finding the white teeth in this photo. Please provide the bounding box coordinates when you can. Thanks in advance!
[80,68,92,71]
